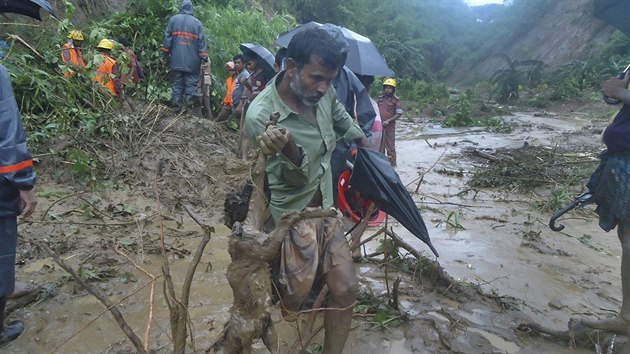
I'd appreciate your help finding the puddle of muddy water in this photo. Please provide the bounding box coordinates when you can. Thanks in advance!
[372,113,621,332]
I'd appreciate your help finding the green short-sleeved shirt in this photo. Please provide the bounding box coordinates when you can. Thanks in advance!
[245,71,365,222]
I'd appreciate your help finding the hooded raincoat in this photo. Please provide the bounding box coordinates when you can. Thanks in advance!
[162,0,209,74]
[0,64,35,217]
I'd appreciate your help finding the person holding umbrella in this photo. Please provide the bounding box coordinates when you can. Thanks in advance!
[245,28,369,354]
[578,71,630,336]
[378,77,403,167]
[237,43,276,160]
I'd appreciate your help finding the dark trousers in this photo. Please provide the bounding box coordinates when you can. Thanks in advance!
[172,71,200,111]
[0,217,17,298]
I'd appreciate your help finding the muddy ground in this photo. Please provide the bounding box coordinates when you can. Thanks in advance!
[2,100,627,354]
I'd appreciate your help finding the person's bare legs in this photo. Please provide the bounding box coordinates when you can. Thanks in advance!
[582,222,630,334]
[323,260,358,354]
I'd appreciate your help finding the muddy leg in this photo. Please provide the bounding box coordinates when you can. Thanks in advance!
[323,260,357,354]
[582,223,630,335]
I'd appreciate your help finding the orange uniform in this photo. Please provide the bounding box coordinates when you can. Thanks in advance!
[61,42,85,77]
[223,75,236,107]
[94,54,120,96]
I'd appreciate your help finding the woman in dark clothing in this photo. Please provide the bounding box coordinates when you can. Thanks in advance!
[581,72,630,336]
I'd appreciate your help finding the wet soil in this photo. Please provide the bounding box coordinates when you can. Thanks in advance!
[3,101,627,353]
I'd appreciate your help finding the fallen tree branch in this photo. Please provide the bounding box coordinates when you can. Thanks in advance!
[40,242,148,354]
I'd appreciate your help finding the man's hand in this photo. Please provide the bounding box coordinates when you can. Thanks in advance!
[602,71,630,100]
[257,125,290,155]
[382,120,389,127]
[19,189,37,219]
[201,60,209,71]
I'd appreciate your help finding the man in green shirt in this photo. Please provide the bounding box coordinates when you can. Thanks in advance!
[245,28,368,354]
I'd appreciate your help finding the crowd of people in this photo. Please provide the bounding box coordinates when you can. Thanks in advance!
[5,0,630,352]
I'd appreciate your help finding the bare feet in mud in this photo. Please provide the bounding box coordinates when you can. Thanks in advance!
[9,281,36,299]
[581,316,630,336]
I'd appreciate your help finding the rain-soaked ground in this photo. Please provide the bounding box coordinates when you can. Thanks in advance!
[3,109,625,353]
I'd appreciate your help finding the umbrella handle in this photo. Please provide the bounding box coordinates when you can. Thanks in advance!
[549,201,579,232]
[604,95,621,105]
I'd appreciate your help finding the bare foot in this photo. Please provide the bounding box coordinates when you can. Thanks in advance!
[581,316,630,335]
[9,281,37,299]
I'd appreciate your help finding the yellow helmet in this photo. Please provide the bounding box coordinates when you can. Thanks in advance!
[96,39,115,50]
[383,78,397,88]
[68,30,84,41]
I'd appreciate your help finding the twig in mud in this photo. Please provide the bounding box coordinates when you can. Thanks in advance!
[474,275,509,286]
[113,245,157,351]
[140,114,185,155]
[405,149,446,193]
[40,242,149,354]
[39,191,84,221]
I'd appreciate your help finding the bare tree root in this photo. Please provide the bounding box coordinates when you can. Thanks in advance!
[209,209,337,354]
[39,242,148,354]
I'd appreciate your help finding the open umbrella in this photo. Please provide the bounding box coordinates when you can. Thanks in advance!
[350,147,439,257]
[594,0,630,36]
[274,22,394,77]
[239,43,276,82]
[0,0,58,20]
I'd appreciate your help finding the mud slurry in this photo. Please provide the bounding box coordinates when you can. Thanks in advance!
[2,104,625,353]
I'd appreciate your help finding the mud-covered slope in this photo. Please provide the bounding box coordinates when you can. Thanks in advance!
[450,0,615,85]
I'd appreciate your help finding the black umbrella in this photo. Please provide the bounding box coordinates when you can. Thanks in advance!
[274,22,394,77]
[0,0,57,20]
[594,0,630,36]
[350,147,439,257]
[239,43,276,82]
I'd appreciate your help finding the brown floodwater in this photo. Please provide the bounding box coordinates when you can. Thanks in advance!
[3,111,621,353]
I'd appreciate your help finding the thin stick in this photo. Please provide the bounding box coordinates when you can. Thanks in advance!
[48,276,161,354]
[41,243,148,354]
[39,191,84,221]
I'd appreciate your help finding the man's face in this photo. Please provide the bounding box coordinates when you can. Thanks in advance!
[288,54,338,107]
[383,85,394,95]
[74,40,84,48]
[234,59,243,72]
[246,59,257,71]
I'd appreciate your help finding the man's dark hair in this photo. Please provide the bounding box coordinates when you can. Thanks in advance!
[275,47,287,67]
[233,54,244,62]
[286,28,348,70]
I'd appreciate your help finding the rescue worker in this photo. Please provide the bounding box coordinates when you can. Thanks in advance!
[161,0,209,114]
[93,39,121,97]
[215,61,237,122]
[118,38,142,87]
[245,27,369,354]
[61,30,86,77]
[378,78,403,167]
[0,63,37,347]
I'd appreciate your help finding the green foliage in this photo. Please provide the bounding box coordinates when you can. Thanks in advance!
[353,291,404,330]
[489,54,545,103]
